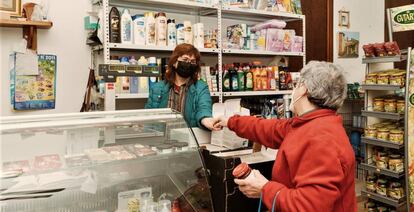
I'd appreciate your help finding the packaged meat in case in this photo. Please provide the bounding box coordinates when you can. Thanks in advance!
[384,41,401,56]
[34,154,62,171]
[363,44,376,57]
[373,43,387,57]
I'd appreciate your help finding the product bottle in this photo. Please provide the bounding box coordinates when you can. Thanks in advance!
[176,23,185,45]
[132,15,145,45]
[155,12,167,46]
[183,21,193,44]
[261,66,268,91]
[109,7,121,43]
[233,162,252,180]
[193,23,204,48]
[245,65,253,91]
[121,9,133,44]
[229,65,238,91]
[223,69,231,92]
[237,66,245,91]
[269,67,277,90]
[145,12,156,46]
[137,56,148,65]
[167,19,177,47]
[253,66,261,91]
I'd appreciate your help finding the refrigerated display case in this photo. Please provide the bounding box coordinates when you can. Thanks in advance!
[0,109,213,212]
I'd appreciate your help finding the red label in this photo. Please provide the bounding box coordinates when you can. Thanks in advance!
[107,83,114,90]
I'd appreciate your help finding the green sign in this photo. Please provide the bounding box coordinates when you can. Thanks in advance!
[391,4,414,32]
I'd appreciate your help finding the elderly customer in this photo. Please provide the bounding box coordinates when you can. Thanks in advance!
[214,61,356,212]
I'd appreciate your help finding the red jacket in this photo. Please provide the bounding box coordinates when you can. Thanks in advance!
[228,109,356,212]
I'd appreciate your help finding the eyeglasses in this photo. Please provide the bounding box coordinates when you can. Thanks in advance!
[178,57,197,65]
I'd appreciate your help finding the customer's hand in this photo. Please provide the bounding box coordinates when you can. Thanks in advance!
[212,116,229,129]
[201,117,222,131]
[235,170,269,198]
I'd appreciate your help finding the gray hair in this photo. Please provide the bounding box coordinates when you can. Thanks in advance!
[300,61,347,110]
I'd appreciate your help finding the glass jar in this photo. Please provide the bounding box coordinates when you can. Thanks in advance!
[365,201,377,212]
[366,175,377,192]
[388,154,404,172]
[377,73,390,85]
[384,99,397,113]
[376,178,388,196]
[388,182,404,200]
[397,100,405,114]
[373,98,385,112]
[376,151,389,169]
[389,129,404,144]
[377,128,390,140]
[390,72,404,87]
[365,126,377,138]
[377,206,388,212]
[384,124,397,130]
[366,73,378,84]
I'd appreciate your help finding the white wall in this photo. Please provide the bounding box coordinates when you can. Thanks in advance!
[333,0,386,83]
[0,0,91,117]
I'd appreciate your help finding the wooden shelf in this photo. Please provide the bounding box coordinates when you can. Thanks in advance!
[0,19,53,29]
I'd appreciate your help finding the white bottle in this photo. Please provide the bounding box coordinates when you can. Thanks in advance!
[133,15,145,45]
[193,23,204,48]
[167,19,177,47]
[145,12,156,46]
[183,21,193,44]
[155,12,167,46]
[121,9,133,44]
[176,23,185,45]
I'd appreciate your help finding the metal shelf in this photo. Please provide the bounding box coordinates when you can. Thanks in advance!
[115,93,149,99]
[361,137,404,149]
[361,190,406,208]
[221,6,304,21]
[108,43,219,53]
[222,49,304,56]
[361,110,403,120]
[360,84,402,91]
[362,55,406,64]
[223,90,292,97]
[110,0,218,11]
[360,163,404,178]
[210,92,221,97]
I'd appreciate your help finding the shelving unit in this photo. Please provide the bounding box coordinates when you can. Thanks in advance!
[360,48,412,210]
[96,0,305,111]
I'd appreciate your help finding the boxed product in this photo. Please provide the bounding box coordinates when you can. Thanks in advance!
[227,24,247,49]
[292,36,303,52]
[256,29,267,51]
[282,30,295,52]
[265,28,284,52]
[34,154,62,171]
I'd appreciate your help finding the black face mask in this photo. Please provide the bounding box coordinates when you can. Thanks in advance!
[174,61,198,78]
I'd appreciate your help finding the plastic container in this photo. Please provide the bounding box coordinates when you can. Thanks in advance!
[172,142,189,152]
[176,24,185,45]
[167,19,177,47]
[109,7,121,43]
[183,21,193,44]
[158,199,171,212]
[121,9,133,44]
[155,12,167,46]
[232,163,252,179]
[133,15,145,45]
[145,12,156,46]
[237,68,245,91]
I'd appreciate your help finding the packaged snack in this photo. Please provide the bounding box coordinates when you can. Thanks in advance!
[2,160,31,172]
[34,154,62,171]
[363,44,375,57]
[384,41,401,56]
[374,43,386,57]
[65,154,91,167]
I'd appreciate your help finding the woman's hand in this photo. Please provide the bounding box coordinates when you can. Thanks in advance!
[212,116,229,129]
[234,170,269,198]
[201,117,222,131]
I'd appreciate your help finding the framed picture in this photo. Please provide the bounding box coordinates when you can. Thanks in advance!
[339,10,350,28]
[338,31,359,58]
[0,0,21,17]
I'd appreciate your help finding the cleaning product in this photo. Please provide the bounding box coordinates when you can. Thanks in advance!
[145,12,156,46]
[155,12,167,46]
[237,66,245,91]
[132,15,145,45]
[129,56,139,94]
[193,23,204,48]
[183,21,193,44]
[229,65,239,91]
[269,67,276,90]
[121,9,133,44]
[223,69,231,92]
[245,65,253,91]
[167,19,177,47]
[176,23,185,45]
[261,66,268,90]
[137,56,148,65]
[109,7,121,43]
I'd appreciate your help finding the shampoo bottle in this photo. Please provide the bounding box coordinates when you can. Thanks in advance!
[155,12,167,46]
[176,23,185,45]
[183,21,193,44]
[109,7,121,43]
[133,15,145,45]
[145,12,156,46]
[167,19,177,47]
[121,9,133,44]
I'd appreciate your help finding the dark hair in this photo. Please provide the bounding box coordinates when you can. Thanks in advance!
[165,44,201,85]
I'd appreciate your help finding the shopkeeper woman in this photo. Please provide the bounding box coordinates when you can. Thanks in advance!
[145,44,219,130]
[214,61,357,212]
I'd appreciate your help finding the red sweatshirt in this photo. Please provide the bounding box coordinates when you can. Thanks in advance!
[228,109,356,212]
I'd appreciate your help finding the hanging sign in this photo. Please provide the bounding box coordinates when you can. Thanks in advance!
[390,4,414,32]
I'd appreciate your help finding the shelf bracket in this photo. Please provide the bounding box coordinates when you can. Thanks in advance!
[23,25,37,51]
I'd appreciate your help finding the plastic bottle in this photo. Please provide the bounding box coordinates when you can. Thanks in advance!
[132,15,145,45]
[245,65,253,91]
[167,19,177,47]
[253,66,261,91]
[223,69,231,92]
[269,67,277,90]
[155,12,167,46]
[261,66,268,91]
[109,7,121,43]
[229,65,238,91]
[183,21,193,44]
[121,9,133,44]
[145,12,156,46]
[237,66,245,91]
[137,56,148,65]
[176,23,185,45]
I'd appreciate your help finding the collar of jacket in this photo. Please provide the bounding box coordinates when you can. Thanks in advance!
[291,109,337,127]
